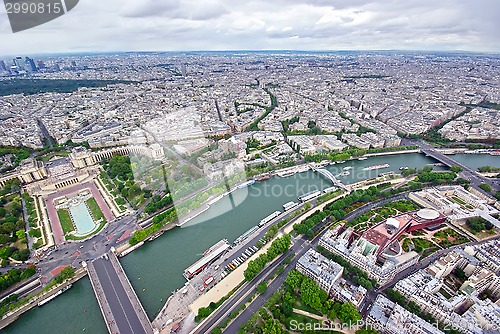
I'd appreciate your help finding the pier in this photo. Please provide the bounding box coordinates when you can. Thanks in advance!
[87,252,153,334]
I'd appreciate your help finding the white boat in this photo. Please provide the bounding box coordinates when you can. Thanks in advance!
[363,164,390,171]
[38,284,72,307]
[343,166,353,170]
[358,157,368,160]
[238,180,255,189]
[277,171,295,178]
[298,190,321,202]
[323,186,337,193]
[339,171,350,177]
[283,201,299,211]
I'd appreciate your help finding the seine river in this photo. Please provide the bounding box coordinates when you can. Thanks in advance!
[3,153,498,333]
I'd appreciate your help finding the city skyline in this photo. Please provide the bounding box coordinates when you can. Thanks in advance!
[1,0,500,55]
[0,33,500,334]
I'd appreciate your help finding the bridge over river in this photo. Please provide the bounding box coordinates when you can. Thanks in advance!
[87,252,153,334]
[311,166,351,191]
[422,149,499,194]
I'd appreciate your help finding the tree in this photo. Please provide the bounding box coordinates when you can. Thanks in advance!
[338,302,361,324]
[478,183,493,193]
[55,266,76,283]
[281,292,294,317]
[121,187,129,198]
[328,309,337,321]
[28,228,41,238]
[15,230,26,240]
[466,217,487,233]
[422,165,433,172]
[454,267,466,280]
[257,282,267,294]
[263,318,285,334]
[0,234,10,245]
[285,269,303,290]
[300,276,323,311]
[12,249,29,261]
[20,266,36,280]
[450,166,462,173]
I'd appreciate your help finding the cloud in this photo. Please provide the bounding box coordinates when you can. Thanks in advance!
[0,0,499,55]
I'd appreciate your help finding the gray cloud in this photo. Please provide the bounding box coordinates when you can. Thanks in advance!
[0,0,499,55]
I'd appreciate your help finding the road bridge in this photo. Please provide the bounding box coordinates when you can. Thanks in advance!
[422,149,499,194]
[87,252,153,334]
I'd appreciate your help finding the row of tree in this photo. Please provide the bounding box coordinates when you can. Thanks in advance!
[144,194,172,215]
[129,207,178,245]
[304,146,419,163]
[293,210,328,238]
[417,171,457,183]
[478,165,500,173]
[244,234,291,281]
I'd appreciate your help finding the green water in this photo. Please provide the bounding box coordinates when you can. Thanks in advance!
[5,153,442,332]
[2,278,108,334]
[450,154,500,170]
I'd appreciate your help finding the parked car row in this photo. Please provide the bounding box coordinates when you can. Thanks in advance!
[224,245,259,274]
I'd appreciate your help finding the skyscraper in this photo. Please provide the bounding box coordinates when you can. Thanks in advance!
[13,56,25,71]
[25,57,37,72]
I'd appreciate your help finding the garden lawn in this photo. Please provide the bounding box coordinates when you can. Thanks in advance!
[57,209,74,235]
[86,198,105,222]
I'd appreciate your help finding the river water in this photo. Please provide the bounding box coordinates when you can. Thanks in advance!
[450,153,500,171]
[4,152,498,333]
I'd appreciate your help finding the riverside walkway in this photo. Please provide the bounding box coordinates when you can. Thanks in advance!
[87,252,153,334]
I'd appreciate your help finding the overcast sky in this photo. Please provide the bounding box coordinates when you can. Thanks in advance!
[1,0,499,56]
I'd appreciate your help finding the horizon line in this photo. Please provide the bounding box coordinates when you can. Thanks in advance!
[1,49,500,59]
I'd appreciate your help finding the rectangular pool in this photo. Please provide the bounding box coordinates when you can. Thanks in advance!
[68,202,96,235]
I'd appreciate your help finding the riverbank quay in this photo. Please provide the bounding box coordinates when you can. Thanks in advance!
[0,268,86,331]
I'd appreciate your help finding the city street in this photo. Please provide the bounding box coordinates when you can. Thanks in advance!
[34,214,138,286]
